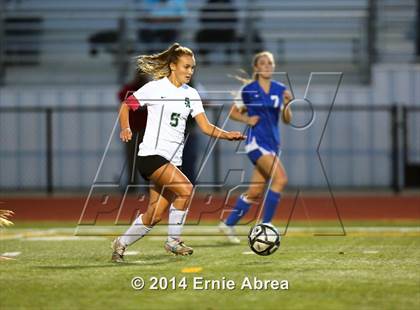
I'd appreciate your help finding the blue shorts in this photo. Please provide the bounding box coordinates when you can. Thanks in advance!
[245,137,279,165]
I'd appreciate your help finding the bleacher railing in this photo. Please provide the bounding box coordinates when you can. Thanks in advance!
[0,104,418,193]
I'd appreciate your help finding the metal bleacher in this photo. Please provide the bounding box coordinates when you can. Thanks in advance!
[0,0,417,87]
[375,0,418,62]
[0,0,372,87]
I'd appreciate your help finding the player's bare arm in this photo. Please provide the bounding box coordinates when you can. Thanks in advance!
[281,90,293,124]
[194,112,246,141]
[229,104,260,126]
[119,102,132,142]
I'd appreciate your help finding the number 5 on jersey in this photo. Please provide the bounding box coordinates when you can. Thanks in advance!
[170,113,181,127]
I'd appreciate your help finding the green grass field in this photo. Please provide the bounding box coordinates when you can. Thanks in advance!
[1,222,419,310]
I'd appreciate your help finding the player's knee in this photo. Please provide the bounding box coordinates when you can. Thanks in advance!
[177,182,193,198]
[272,175,288,191]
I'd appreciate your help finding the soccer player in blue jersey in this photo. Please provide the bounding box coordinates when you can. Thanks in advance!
[220,51,293,243]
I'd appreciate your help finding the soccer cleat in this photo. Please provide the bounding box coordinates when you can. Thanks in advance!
[111,238,126,263]
[219,222,241,244]
[164,239,193,256]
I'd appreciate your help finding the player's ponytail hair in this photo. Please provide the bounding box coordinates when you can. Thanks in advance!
[228,68,253,85]
[231,51,275,85]
[136,43,194,80]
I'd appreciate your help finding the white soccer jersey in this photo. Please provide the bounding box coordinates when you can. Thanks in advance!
[127,77,204,166]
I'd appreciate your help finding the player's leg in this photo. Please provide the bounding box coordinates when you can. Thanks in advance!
[220,167,266,243]
[142,185,174,226]
[149,163,194,255]
[149,163,193,213]
[255,154,288,223]
[146,165,191,242]
[224,167,265,225]
[111,185,172,262]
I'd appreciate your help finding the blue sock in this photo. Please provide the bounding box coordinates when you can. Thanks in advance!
[225,195,251,226]
[262,190,281,223]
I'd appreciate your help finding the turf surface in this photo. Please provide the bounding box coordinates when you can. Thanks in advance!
[1,224,419,309]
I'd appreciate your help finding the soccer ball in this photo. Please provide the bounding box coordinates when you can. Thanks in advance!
[248,223,281,256]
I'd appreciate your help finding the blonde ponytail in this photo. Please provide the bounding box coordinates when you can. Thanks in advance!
[228,69,253,85]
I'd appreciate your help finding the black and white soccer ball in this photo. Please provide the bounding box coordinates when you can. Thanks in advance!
[248,223,281,256]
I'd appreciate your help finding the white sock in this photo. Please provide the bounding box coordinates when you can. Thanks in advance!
[167,205,188,242]
[120,214,152,246]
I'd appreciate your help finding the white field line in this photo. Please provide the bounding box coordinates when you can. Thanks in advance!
[1,226,419,240]
[74,225,420,235]
[1,251,21,257]
[25,236,106,241]
[124,251,140,256]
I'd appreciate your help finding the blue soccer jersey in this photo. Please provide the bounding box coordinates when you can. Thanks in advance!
[239,80,287,152]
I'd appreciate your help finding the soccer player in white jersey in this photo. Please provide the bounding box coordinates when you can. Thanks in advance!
[111,43,245,262]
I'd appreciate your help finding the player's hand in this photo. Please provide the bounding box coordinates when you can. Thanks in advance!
[283,90,293,106]
[0,210,14,227]
[247,115,260,127]
[120,128,132,142]
[225,131,246,141]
